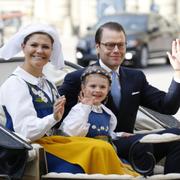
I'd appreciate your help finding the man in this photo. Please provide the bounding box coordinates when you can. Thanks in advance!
[58,22,180,174]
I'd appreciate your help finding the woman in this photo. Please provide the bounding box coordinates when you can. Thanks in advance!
[0,24,139,176]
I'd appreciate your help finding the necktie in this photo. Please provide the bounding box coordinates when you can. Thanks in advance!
[111,71,121,108]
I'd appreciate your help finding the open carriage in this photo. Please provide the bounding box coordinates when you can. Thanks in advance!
[0,58,180,180]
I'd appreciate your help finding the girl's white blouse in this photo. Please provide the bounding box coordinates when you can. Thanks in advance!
[60,102,118,138]
[0,66,59,141]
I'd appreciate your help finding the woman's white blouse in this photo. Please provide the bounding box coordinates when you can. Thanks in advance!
[0,66,59,141]
[60,102,117,138]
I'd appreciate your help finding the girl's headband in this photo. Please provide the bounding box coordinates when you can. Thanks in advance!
[81,65,112,84]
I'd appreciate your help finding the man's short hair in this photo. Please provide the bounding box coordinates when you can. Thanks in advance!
[95,22,126,44]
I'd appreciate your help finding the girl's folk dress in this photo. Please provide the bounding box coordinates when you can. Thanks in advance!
[60,102,139,176]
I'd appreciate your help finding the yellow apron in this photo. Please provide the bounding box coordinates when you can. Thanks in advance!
[35,136,139,176]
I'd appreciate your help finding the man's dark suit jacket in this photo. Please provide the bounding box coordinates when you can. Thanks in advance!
[58,65,180,133]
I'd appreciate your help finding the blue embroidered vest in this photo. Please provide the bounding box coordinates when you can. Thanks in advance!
[3,79,59,131]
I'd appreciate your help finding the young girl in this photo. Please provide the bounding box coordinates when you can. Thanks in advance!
[60,65,117,140]
[60,65,139,176]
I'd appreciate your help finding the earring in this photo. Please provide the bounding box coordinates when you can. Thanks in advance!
[103,95,109,104]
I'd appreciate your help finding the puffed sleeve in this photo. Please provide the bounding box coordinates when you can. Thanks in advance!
[60,103,91,136]
[0,76,58,141]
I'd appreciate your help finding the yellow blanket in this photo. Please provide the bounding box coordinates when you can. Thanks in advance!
[35,136,139,176]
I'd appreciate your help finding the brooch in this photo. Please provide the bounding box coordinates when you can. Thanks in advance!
[31,87,48,103]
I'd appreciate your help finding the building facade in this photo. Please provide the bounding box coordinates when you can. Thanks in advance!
[0,0,179,37]
[31,0,180,36]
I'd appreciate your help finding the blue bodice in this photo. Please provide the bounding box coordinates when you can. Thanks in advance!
[4,79,59,131]
[87,110,111,137]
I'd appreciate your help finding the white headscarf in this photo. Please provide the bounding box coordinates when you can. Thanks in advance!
[0,23,64,69]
